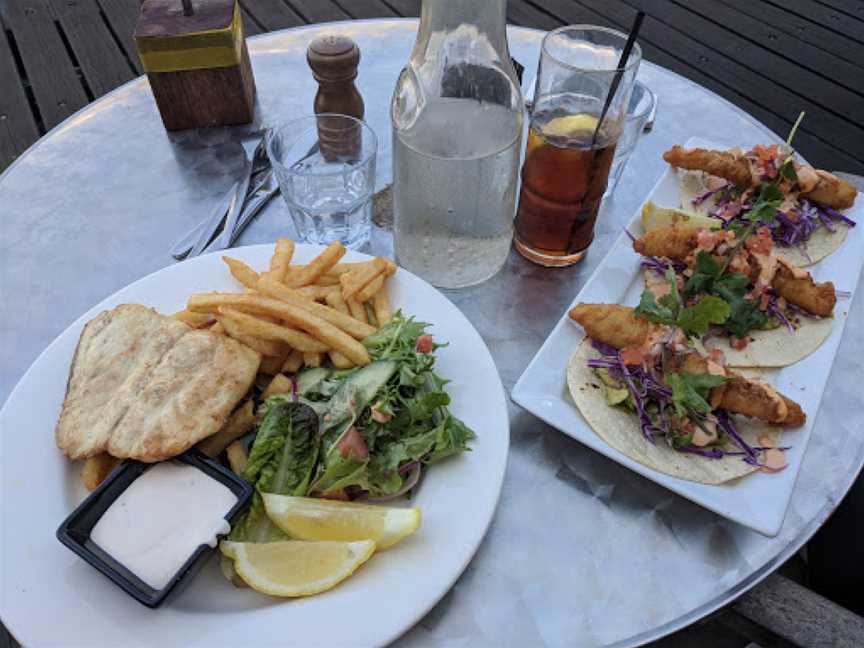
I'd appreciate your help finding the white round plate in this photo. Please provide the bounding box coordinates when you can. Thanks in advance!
[0,245,509,647]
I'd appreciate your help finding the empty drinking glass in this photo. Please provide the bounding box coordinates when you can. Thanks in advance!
[604,81,657,197]
[267,114,377,249]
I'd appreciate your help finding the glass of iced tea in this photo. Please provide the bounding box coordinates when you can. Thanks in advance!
[514,26,642,266]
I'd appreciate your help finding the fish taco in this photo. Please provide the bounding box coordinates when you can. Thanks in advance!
[567,304,803,484]
[665,139,856,266]
[633,222,836,367]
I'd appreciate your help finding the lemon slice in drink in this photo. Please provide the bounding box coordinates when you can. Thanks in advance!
[541,114,599,138]
[263,494,421,550]
[220,540,375,597]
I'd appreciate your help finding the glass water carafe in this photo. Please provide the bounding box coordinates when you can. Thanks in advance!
[391,0,524,288]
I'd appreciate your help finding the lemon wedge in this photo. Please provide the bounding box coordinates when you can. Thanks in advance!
[220,540,375,597]
[541,114,599,138]
[262,494,421,549]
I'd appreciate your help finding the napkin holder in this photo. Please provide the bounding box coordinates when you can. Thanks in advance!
[135,0,256,131]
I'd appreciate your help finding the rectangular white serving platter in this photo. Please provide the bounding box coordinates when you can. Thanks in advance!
[512,136,864,536]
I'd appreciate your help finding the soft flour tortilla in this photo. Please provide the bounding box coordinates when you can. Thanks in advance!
[677,170,850,267]
[701,317,833,367]
[566,339,780,484]
[642,270,834,367]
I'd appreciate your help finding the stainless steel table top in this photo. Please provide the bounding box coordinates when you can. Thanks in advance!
[1,19,862,648]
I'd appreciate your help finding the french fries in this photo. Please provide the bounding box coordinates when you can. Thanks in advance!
[283,241,346,287]
[256,276,376,339]
[325,289,351,315]
[81,453,121,491]
[193,301,327,352]
[269,238,295,281]
[340,257,388,300]
[303,351,323,368]
[262,373,293,398]
[328,351,354,369]
[188,293,371,365]
[222,256,260,290]
[171,309,213,328]
[346,296,368,324]
[297,284,339,301]
[356,274,385,303]
[372,285,392,326]
[197,400,256,458]
[282,349,304,373]
[226,441,248,475]
[259,354,288,375]
[217,310,290,357]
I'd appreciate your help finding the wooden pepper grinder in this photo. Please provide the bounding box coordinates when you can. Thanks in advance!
[135,0,256,131]
[307,35,364,160]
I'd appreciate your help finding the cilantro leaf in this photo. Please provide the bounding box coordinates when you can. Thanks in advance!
[667,372,728,418]
[780,159,798,183]
[747,182,783,225]
[713,273,768,337]
[676,296,731,337]
[683,251,722,298]
[636,290,676,326]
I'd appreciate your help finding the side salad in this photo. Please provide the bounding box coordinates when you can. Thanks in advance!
[224,313,476,553]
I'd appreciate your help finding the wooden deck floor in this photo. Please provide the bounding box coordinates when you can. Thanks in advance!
[1,0,864,174]
[2,2,864,647]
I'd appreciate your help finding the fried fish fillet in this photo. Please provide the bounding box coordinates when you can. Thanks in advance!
[568,303,661,350]
[663,146,752,187]
[56,305,189,459]
[632,226,836,316]
[773,262,836,317]
[720,376,805,428]
[56,304,261,462]
[632,226,700,259]
[107,329,260,461]
[573,304,805,427]
[663,145,856,210]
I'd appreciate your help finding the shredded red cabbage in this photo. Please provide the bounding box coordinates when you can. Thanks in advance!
[587,344,793,465]
[765,293,794,332]
[640,255,688,277]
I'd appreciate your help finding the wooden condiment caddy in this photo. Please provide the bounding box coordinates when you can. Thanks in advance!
[135,0,256,131]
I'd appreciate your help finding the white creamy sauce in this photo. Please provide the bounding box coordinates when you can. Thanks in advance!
[90,462,236,589]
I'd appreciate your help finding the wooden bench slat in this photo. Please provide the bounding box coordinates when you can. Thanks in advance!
[94,0,143,74]
[626,0,864,142]
[240,7,265,36]
[722,0,864,66]
[0,19,41,169]
[508,1,561,31]
[680,0,864,97]
[533,0,863,171]
[808,0,864,23]
[4,0,90,130]
[331,0,397,20]
[239,0,304,32]
[385,0,420,17]
[283,0,351,24]
[48,0,135,98]
[777,0,864,43]
[574,0,864,168]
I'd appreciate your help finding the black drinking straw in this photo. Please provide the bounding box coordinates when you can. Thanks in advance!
[591,11,645,147]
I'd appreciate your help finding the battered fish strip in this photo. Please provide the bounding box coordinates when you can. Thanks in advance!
[568,303,660,350]
[721,376,805,428]
[632,226,836,317]
[772,263,836,317]
[663,146,751,187]
[663,145,856,210]
[632,226,699,259]
[572,304,805,428]
[671,353,804,427]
